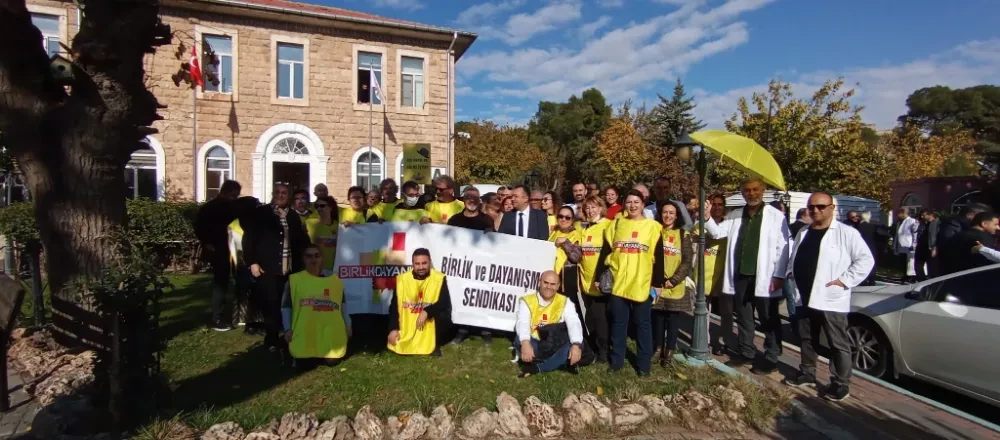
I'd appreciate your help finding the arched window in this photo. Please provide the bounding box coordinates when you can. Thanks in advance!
[205,146,232,200]
[272,138,309,155]
[126,146,159,200]
[355,152,382,191]
[951,191,982,213]
[901,193,922,216]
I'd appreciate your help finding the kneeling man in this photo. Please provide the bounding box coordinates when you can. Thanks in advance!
[388,248,452,356]
[281,245,351,369]
[516,271,591,377]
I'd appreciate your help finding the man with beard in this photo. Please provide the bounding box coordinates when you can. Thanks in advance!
[566,182,588,218]
[244,183,310,349]
[448,186,493,231]
[388,248,452,357]
[421,175,465,224]
[702,178,789,375]
[368,179,399,220]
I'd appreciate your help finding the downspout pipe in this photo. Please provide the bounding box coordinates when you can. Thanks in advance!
[446,31,457,176]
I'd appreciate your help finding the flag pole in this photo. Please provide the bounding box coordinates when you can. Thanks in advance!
[368,62,373,191]
[192,85,198,200]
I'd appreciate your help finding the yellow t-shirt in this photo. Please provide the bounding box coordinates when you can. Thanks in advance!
[288,271,348,360]
[389,207,428,222]
[388,269,445,355]
[339,207,368,224]
[368,201,398,221]
[549,228,582,274]
[425,200,465,224]
[605,217,663,302]
[578,219,611,296]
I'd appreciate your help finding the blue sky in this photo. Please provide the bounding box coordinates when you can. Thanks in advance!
[340,0,1000,129]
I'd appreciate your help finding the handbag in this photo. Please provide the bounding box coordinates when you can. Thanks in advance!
[597,219,621,296]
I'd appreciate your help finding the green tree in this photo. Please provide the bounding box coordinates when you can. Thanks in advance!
[454,120,547,185]
[899,85,1000,165]
[528,88,612,190]
[649,78,705,146]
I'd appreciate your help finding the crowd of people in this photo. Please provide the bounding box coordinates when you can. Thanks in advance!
[193,173,997,402]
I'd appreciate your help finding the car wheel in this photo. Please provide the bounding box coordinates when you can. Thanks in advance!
[847,317,892,379]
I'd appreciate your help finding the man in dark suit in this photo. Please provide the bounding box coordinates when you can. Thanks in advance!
[499,185,549,240]
[243,183,309,348]
[846,211,878,286]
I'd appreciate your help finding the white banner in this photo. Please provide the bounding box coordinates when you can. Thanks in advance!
[334,223,556,331]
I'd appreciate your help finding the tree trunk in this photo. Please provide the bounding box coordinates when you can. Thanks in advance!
[0,0,171,298]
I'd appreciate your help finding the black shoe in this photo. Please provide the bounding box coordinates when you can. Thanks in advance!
[481,332,493,347]
[518,363,539,378]
[211,321,234,332]
[782,374,818,389]
[566,364,580,375]
[712,345,726,356]
[637,370,651,377]
[750,361,778,375]
[244,327,264,336]
[823,384,850,402]
[607,364,624,374]
[450,331,468,345]
[725,355,753,368]
[432,347,443,358]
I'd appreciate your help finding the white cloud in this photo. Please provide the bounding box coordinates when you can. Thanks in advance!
[373,0,424,10]
[456,86,473,96]
[597,0,625,7]
[455,0,525,26]
[578,15,612,39]
[461,0,768,103]
[461,1,584,45]
[692,39,1000,130]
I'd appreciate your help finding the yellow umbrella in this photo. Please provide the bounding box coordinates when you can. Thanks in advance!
[689,130,787,191]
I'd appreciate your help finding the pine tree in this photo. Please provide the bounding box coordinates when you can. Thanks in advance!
[650,78,706,146]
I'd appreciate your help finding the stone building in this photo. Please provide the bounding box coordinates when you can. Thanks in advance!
[25,0,476,202]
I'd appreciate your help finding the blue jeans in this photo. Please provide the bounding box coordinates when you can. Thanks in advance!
[783,278,797,316]
[609,295,653,373]
[528,339,571,372]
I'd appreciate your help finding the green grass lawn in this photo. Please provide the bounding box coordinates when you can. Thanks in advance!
[154,275,784,430]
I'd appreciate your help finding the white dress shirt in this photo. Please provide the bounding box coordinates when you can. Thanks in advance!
[515,206,531,238]
[515,292,583,344]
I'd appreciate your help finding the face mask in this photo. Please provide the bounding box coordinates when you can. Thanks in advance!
[405,196,419,207]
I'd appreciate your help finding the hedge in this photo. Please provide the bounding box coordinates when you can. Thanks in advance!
[0,198,202,270]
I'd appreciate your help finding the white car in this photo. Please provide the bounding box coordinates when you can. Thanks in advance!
[847,264,1000,407]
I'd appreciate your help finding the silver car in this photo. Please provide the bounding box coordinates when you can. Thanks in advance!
[847,264,1000,407]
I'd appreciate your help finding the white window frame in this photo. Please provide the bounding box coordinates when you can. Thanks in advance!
[196,140,236,202]
[351,147,386,192]
[396,49,429,114]
[271,35,310,106]
[126,137,166,201]
[27,5,68,57]
[194,25,239,101]
[352,44,388,112]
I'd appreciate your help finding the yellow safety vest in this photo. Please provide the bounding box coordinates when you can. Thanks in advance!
[389,207,428,222]
[368,201,397,221]
[305,218,337,271]
[388,269,445,355]
[605,217,663,302]
[339,207,368,224]
[228,219,243,268]
[548,228,581,274]
[691,226,727,296]
[288,271,348,359]
[578,220,611,296]
[661,228,686,300]
[425,200,464,224]
[521,293,567,340]
[547,214,556,233]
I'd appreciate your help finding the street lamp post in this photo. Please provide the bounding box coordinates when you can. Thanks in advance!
[672,130,710,361]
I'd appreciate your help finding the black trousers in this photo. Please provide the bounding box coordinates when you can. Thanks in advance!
[582,294,610,359]
[797,307,852,386]
[915,250,936,281]
[734,275,781,363]
[210,252,232,324]
[710,294,735,349]
[351,314,389,353]
[256,273,288,347]
[652,310,682,351]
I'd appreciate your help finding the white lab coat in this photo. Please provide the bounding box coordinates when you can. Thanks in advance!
[894,216,918,253]
[704,204,790,298]
[788,221,875,313]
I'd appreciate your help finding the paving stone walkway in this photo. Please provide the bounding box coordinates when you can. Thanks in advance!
[0,370,39,440]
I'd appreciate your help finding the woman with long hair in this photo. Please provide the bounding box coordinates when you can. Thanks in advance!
[577,195,612,362]
[481,192,503,232]
[549,206,582,275]
[542,191,561,233]
[594,189,664,376]
[651,201,693,367]
[604,186,622,219]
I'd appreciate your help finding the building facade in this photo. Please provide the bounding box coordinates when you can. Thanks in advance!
[890,176,987,215]
[25,0,476,202]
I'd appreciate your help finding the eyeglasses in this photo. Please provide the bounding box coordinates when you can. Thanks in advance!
[807,204,833,211]
[464,196,480,202]
[557,215,573,220]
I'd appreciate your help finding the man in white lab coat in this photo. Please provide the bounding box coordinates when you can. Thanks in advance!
[784,192,874,402]
[702,178,790,374]
[893,208,918,283]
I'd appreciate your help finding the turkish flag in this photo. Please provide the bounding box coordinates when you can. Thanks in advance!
[189,46,204,88]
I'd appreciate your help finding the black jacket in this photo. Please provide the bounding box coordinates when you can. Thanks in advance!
[954,228,996,273]
[242,204,309,275]
[194,197,237,260]
[498,208,550,240]
[938,217,970,275]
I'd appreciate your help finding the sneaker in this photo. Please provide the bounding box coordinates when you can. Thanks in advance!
[750,361,778,375]
[211,321,234,332]
[725,355,753,368]
[782,374,818,389]
[823,384,850,402]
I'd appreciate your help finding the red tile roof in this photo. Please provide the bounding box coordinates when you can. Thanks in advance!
[225,0,455,33]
